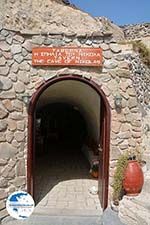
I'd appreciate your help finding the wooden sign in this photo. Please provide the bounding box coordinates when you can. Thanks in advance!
[32,47,102,67]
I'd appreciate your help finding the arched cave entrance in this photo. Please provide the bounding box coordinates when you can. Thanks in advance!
[28,75,111,212]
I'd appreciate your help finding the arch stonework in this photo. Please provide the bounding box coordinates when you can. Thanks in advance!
[28,74,111,209]
[0,23,144,219]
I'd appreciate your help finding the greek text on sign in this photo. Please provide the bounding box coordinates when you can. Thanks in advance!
[32,47,102,67]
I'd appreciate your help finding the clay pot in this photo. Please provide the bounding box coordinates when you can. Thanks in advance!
[123,160,144,196]
[91,171,98,178]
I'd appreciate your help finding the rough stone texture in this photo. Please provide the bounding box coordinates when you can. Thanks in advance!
[0,143,17,159]
[16,159,25,176]
[13,177,26,187]
[121,23,150,40]
[0,77,12,91]
[0,0,101,35]
[0,178,8,188]
[2,100,13,112]
[12,100,23,112]
[0,120,7,131]
[0,103,8,119]
[11,44,22,55]
[125,54,150,112]
[7,119,17,131]
[14,132,25,142]
[119,171,150,225]
[14,81,25,93]
[96,17,125,41]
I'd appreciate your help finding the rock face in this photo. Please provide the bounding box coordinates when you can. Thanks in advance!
[0,0,101,35]
[121,23,150,40]
[96,17,125,41]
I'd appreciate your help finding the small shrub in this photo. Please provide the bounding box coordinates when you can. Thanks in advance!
[132,41,150,68]
[112,153,129,203]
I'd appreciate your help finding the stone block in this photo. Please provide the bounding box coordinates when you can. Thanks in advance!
[0,41,10,51]
[110,147,121,160]
[109,43,121,53]
[1,30,9,37]
[0,65,9,75]
[32,35,45,45]
[17,121,25,131]
[0,120,7,131]
[7,119,17,131]
[13,177,26,187]
[0,103,8,119]
[22,48,28,57]
[14,54,24,63]
[0,143,17,159]
[128,97,138,109]
[131,120,141,127]
[0,199,5,210]
[0,159,7,166]
[18,71,30,84]
[120,82,129,92]
[6,35,13,45]
[100,43,109,51]
[11,44,22,54]
[14,131,25,142]
[7,59,14,67]
[2,100,13,112]
[120,123,131,132]
[128,138,136,147]
[0,208,8,220]
[22,40,32,52]
[10,112,24,120]
[14,81,25,93]
[9,72,17,82]
[111,121,121,134]
[0,178,8,188]
[0,77,12,91]
[0,190,7,200]
[118,61,129,70]
[103,50,113,59]
[6,131,14,143]
[12,100,23,112]
[0,133,6,142]
[19,61,30,71]
[2,51,12,60]
[12,140,20,148]
[10,62,19,73]
[104,60,118,69]
[132,131,141,138]
[0,56,6,66]
[14,35,25,43]
[116,69,130,78]
[2,166,15,179]
[16,160,25,176]
[127,87,136,97]
[118,131,131,139]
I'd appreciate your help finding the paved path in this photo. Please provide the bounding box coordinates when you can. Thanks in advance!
[119,170,150,225]
[34,147,100,212]
[2,214,102,225]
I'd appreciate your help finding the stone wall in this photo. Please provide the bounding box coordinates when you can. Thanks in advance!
[0,24,145,220]
[121,23,150,40]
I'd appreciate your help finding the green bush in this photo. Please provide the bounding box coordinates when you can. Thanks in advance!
[132,41,150,68]
[112,153,129,204]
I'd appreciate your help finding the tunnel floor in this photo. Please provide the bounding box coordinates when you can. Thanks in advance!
[34,145,101,214]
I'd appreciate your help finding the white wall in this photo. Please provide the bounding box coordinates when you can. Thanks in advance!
[37,80,100,142]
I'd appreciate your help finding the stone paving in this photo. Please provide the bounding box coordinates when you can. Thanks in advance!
[119,169,150,225]
[34,146,101,214]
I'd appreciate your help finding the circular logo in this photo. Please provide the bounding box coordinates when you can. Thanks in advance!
[6,191,35,220]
